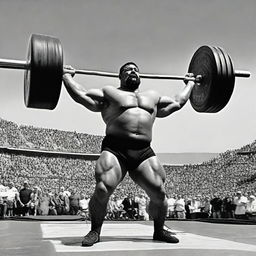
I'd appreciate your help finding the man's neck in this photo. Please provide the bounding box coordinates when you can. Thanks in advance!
[119,87,139,93]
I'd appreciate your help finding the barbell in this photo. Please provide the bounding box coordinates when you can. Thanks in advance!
[0,34,251,112]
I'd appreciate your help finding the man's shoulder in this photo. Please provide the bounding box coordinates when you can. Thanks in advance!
[140,89,160,97]
[102,85,116,92]
[0,185,7,192]
[20,188,32,193]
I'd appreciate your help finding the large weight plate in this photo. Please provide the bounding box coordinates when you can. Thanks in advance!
[24,34,63,110]
[209,46,227,112]
[188,45,234,113]
[188,46,222,113]
[216,46,235,110]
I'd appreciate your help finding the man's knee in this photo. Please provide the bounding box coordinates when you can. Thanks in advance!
[95,181,114,200]
[149,186,166,204]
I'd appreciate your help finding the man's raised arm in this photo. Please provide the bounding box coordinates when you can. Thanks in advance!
[156,73,196,118]
[63,66,105,112]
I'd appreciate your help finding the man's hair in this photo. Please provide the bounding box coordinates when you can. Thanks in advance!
[119,62,139,78]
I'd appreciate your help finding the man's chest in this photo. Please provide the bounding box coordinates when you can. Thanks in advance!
[113,91,158,113]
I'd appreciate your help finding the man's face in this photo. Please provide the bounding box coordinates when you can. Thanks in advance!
[120,64,141,90]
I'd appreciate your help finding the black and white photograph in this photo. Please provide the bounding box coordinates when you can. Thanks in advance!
[0,1,256,255]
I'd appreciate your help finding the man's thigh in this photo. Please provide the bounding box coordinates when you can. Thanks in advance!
[95,151,128,188]
[129,156,166,195]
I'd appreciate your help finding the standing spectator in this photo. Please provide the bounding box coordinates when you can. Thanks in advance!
[39,192,50,216]
[54,192,61,215]
[122,193,136,220]
[201,196,211,218]
[135,193,149,220]
[185,198,192,219]
[115,195,126,219]
[210,193,222,218]
[111,196,123,220]
[189,196,201,219]
[0,182,8,219]
[174,195,186,219]
[6,182,18,217]
[14,193,21,216]
[19,180,32,216]
[166,194,176,219]
[69,188,81,215]
[233,191,248,219]
[222,195,235,218]
[106,195,115,220]
[48,193,57,215]
[60,186,71,197]
[246,195,256,220]
[79,194,90,219]
[56,190,69,215]
[30,186,41,216]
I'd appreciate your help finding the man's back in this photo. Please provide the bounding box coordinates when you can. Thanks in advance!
[19,188,32,204]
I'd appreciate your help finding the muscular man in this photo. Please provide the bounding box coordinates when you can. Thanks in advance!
[63,62,195,246]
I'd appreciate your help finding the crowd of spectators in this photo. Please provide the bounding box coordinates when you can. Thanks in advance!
[0,118,102,153]
[0,117,256,220]
[1,180,255,221]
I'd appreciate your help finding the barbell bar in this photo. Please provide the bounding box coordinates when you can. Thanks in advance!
[0,34,251,112]
[0,57,250,80]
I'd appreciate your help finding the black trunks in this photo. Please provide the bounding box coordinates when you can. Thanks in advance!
[101,135,156,170]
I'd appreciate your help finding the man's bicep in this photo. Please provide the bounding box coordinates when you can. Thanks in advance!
[86,88,104,102]
[156,96,181,117]
[78,88,105,111]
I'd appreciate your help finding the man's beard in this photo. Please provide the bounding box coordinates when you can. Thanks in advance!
[125,75,141,90]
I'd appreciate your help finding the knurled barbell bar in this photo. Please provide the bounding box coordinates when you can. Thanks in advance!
[0,34,251,111]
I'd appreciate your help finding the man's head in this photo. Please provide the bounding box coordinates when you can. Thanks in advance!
[236,191,242,197]
[119,62,141,91]
[249,195,255,201]
[23,180,29,188]
[8,181,14,189]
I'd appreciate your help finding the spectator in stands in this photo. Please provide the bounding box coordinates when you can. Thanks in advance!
[48,193,57,215]
[53,192,61,215]
[201,196,211,218]
[135,193,149,220]
[6,181,18,217]
[106,195,115,220]
[60,186,71,197]
[39,191,50,216]
[166,194,176,219]
[174,195,186,219]
[233,191,248,219]
[0,197,6,219]
[69,188,81,215]
[122,193,137,220]
[189,196,202,219]
[246,195,256,219]
[116,195,126,219]
[222,195,235,218]
[79,194,90,219]
[110,196,123,220]
[30,186,41,216]
[56,190,69,215]
[210,193,222,218]
[0,182,8,219]
[185,198,192,219]
[19,180,32,216]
